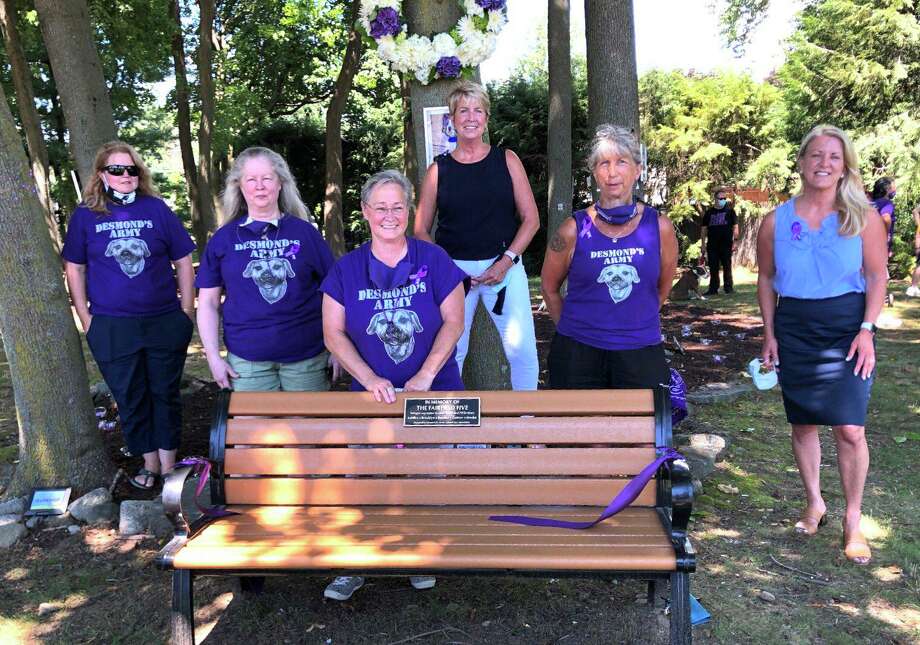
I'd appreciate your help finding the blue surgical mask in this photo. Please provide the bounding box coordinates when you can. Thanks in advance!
[717,199,728,208]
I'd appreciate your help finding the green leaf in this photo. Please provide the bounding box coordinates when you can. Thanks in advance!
[893,436,907,444]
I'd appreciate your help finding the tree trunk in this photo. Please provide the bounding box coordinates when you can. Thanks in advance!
[585,0,639,136]
[0,83,111,496]
[196,0,218,230]
[170,0,204,252]
[404,0,510,390]
[0,0,59,250]
[401,73,418,232]
[547,0,573,241]
[323,0,363,258]
[34,0,117,189]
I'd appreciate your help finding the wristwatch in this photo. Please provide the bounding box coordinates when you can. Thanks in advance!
[503,249,520,264]
[860,322,877,334]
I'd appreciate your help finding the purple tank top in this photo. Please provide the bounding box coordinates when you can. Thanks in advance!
[556,206,662,351]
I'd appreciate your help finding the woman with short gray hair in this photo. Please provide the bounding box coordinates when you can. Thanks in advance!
[541,124,678,389]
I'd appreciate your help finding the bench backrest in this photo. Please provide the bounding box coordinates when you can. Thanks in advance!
[209,388,672,508]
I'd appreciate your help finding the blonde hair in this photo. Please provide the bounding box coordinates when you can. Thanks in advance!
[797,124,870,237]
[447,80,491,118]
[83,141,158,213]
[220,147,311,225]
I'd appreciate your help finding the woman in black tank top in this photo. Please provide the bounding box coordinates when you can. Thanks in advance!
[414,81,540,390]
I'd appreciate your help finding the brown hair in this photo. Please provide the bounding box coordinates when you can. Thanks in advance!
[82,141,158,213]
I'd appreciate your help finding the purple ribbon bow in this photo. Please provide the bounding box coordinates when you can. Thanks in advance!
[409,265,428,285]
[579,217,593,239]
[283,242,300,259]
[174,457,237,518]
[669,368,688,427]
[791,221,802,241]
[489,447,684,529]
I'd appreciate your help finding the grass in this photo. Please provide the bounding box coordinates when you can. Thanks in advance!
[0,272,918,643]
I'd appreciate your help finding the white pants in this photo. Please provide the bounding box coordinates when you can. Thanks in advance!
[452,257,539,391]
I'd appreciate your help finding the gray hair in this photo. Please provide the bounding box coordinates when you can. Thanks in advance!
[361,169,415,206]
[447,80,491,118]
[586,124,642,170]
[220,147,312,225]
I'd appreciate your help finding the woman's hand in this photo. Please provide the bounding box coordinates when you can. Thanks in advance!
[207,355,239,389]
[365,376,397,403]
[182,307,195,322]
[761,334,779,371]
[846,329,875,380]
[79,313,92,334]
[404,370,435,393]
[327,353,343,382]
[472,256,512,286]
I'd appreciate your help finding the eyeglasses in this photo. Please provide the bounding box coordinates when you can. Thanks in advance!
[103,164,140,177]
[371,205,407,217]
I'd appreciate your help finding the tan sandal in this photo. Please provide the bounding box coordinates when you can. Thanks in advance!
[793,509,827,536]
[843,529,871,565]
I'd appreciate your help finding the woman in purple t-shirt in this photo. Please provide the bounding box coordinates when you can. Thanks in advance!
[196,148,335,392]
[541,125,678,389]
[62,141,196,491]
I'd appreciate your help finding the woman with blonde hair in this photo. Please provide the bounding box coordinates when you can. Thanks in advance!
[62,141,196,490]
[756,125,886,564]
[196,147,335,392]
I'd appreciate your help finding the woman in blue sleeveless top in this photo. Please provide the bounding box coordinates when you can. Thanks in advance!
[541,125,678,389]
[756,125,887,565]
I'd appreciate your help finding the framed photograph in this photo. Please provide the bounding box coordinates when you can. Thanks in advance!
[25,487,72,516]
[423,106,457,168]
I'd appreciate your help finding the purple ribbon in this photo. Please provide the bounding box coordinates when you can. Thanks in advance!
[409,264,428,285]
[669,368,688,427]
[791,221,802,241]
[489,447,684,530]
[283,242,300,259]
[579,217,593,239]
[174,457,237,518]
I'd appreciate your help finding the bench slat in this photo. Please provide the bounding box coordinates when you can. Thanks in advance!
[224,477,656,506]
[225,416,655,445]
[227,389,654,417]
[224,447,656,476]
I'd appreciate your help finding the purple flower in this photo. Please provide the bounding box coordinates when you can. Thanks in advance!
[435,56,461,78]
[476,0,506,9]
[370,7,401,38]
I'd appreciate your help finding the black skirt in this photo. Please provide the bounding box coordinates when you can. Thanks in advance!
[774,292,873,426]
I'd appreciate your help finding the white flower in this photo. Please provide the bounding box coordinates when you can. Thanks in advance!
[487,9,506,33]
[457,16,479,42]
[464,0,484,17]
[376,35,398,62]
[432,32,458,58]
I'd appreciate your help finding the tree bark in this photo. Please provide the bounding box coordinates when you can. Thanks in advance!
[196,0,218,230]
[170,0,204,252]
[0,83,111,496]
[584,0,639,136]
[0,0,58,250]
[547,0,573,241]
[322,0,363,258]
[34,0,117,189]
[404,0,510,390]
[400,73,418,231]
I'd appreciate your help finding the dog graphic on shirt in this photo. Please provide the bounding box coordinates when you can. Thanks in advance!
[105,238,150,278]
[597,263,640,303]
[243,258,295,304]
[366,309,423,365]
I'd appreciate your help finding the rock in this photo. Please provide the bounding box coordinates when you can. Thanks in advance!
[0,496,27,516]
[686,382,753,405]
[119,500,173,538]
[692,479,703,496]
[68,488,117,525]
[25,516,41,530]
[0,520,26,548]
[43,512,73,528]
[685,433,729,462]
[682,452,716,480]
[717,483,739,495]
[758,590,776,603]
[67,525,81,535]
[38,602,62,617]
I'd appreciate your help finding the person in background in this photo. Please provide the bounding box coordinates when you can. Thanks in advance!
[869,177,896,258]
[541,124,678,391]
[908,203,920,297]
[62,141,196,491]
[196,147,335,392]
[701,188,739,295]
[756,124,886,565]
[414,80,540,390]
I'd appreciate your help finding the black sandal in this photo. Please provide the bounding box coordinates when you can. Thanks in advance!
[129,468,159,490]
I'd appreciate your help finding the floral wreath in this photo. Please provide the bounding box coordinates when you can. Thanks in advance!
[358,0,507,85]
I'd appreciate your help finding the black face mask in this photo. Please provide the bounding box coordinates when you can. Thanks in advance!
[102,176,136,205]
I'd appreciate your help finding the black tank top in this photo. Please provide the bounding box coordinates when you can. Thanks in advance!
[434,146,519,260]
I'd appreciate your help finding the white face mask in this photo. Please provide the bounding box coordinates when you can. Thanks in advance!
[101,175,136,205]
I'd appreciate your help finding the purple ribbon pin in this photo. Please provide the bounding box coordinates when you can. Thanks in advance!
[489,447,684,530]
[579,217,593,239]
[409,265,428,285]
[174,457,237,518]
[283,242,300,259]
[791,221,802,241]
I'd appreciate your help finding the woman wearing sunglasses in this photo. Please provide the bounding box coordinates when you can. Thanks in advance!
[62,141,196,491]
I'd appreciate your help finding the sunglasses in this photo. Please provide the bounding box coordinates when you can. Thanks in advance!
[103,164,140,177]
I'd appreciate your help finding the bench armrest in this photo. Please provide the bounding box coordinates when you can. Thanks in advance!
[662,457,696,572]
[162,465,194,538]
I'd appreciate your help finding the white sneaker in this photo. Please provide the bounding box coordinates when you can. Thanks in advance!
[906,285,920,297]
[409,575,436,590]
[324,576,364,601]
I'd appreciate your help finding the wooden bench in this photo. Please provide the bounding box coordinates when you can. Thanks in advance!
[157,387,696,644]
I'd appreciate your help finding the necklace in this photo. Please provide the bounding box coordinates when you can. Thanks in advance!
[236,217,282,246]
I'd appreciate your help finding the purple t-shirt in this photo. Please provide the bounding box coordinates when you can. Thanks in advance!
[556,207,663,351]
[872,198,895,251]
[196,215,334,363]
[61,195,196,317]
[320,238,466,391]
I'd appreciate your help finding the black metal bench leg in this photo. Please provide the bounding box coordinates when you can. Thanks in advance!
[669,572,691,645]
[171,570,195,645]
[647,579,658,605]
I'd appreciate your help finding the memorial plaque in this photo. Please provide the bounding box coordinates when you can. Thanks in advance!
[25,487,72,516]
[403,397,481,427]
